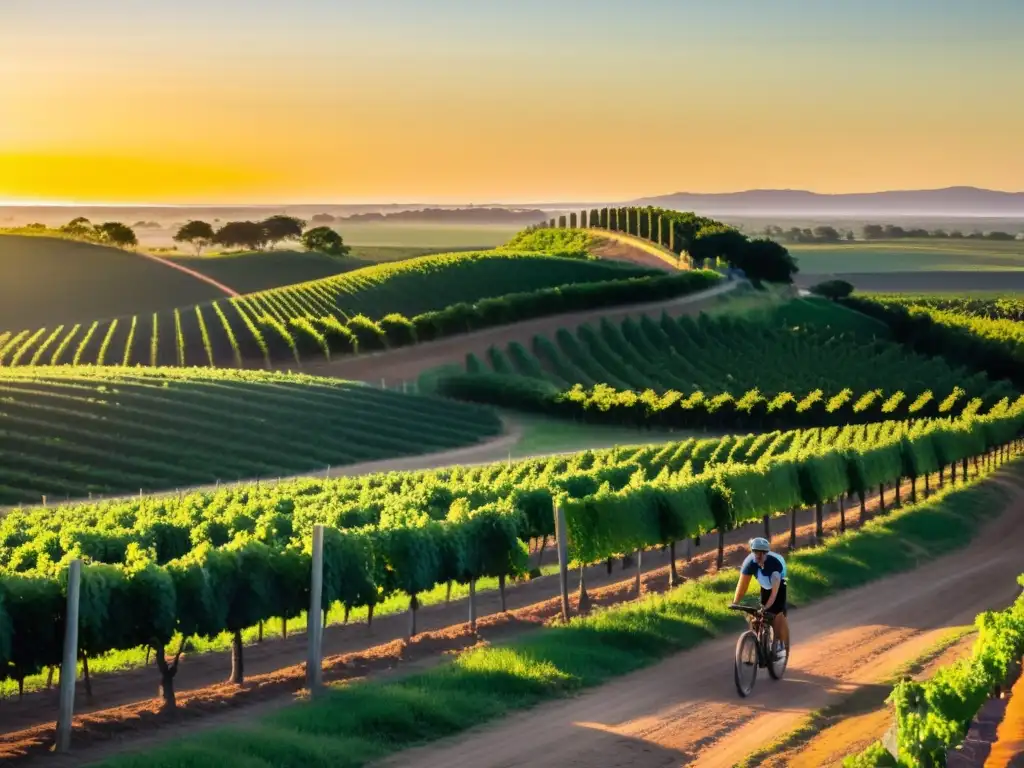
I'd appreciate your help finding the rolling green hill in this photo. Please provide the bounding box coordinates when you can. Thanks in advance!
[0,234,227,331]
[0,249,653,370]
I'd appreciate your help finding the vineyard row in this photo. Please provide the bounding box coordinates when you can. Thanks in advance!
[2,405,1022,701]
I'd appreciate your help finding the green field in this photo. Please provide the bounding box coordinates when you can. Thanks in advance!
[0,366,501,505]
[788,238,1024,273]
[441,296,1013,429]
[3,212,1024,766]
[0,250,653,370]
[0,235,226,330]
[166,245,479,294]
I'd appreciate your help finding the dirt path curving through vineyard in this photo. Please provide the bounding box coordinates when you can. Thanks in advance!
[299,279,740,385]
[0,472,949,764]
[587,230,682,272]
[379,478,1024,768]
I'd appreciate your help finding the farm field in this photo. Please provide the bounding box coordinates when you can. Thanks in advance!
[796,270,1024,293]
[0,366,501,505]
[166,245,475,295]
[0,250,658,371]
[438,295,1016,430]
[1,410,1020,759]
[2,212,1024,768]
[4,453,1019,767]
[0,235,228,330]
[788,238,1024,273]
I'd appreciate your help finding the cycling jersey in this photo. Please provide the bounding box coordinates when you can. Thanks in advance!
[740,551,788,615]
[740,551,786,589]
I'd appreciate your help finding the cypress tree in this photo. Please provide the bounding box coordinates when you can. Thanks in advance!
[558,215,567,228]
[600,208,609,228]
[627,208,636,236]
[669,221,677,253]
[610,208,618,230]
[549,218,556,228]
[657,215,664,246]
[580,210,588,228]
[569,212,577,228]
[639,209,649,238]
[590,209,599,227]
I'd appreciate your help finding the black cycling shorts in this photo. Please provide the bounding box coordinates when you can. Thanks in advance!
[760,582,787,616]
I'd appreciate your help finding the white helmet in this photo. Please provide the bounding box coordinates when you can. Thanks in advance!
[749,537,770,552]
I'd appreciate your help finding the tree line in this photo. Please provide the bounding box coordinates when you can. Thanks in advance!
[762,223,1021,243]
[533,206,799,283]
[173,215,350,257]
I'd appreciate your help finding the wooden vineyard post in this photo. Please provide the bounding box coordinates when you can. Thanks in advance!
[815,502,824,543]
[839,496,846,533]
[763,514,770,540]
[468,580,477,632]
[306,525,324,694]
[554,502,570,622]
[634,549,642,598]
[789,508,797,549]
[56,558,82,754]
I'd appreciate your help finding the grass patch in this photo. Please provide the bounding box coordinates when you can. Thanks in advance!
[508,412,694,458]
[95,465,1021,768]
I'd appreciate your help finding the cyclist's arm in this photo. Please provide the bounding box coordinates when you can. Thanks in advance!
[732,573,752,604]
[763,572,781,611]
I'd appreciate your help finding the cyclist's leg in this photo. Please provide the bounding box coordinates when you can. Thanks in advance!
[763,584,790,653]
[772,612,790,652]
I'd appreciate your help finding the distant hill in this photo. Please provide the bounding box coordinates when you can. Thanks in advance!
[338,207,547,225]
[630,187,1024,217]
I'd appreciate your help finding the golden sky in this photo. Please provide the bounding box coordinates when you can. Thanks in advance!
[1,0,1022,204]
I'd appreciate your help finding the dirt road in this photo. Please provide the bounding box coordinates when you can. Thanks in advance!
[301,280,739,384]
[381,481,1024,768]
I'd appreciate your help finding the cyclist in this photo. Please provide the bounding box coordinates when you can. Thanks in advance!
[732,537,789,661]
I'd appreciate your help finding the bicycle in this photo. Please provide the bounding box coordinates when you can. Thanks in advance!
[728,602,788,697]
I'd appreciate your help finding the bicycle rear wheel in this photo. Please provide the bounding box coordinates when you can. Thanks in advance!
[734,631,758,697]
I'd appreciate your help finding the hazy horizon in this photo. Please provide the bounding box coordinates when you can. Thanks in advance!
[4,0,1023,206]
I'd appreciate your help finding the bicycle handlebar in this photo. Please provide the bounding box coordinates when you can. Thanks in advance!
[728,603,764,615]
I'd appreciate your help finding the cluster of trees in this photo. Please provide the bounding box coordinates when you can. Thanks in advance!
[760,224,1022,243]
[535,206,798,283]
[862,224,1020,241]
[172,216,350,257]
[58,218,139,248]
[762,225,854,243]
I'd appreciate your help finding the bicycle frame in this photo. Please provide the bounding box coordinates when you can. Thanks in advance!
[733,605,776,668]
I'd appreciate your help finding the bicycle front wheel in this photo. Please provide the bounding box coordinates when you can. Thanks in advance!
[767,626,788,680]
[734,631,758,697]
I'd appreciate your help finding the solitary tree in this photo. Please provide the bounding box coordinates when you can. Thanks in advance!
[302,226,350,256]
[61,217,93,239]
[214,221,268,251]
[173,220,216,256]
[95,222,138,249]
[261,215,306,249]
[809,279,854,301]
